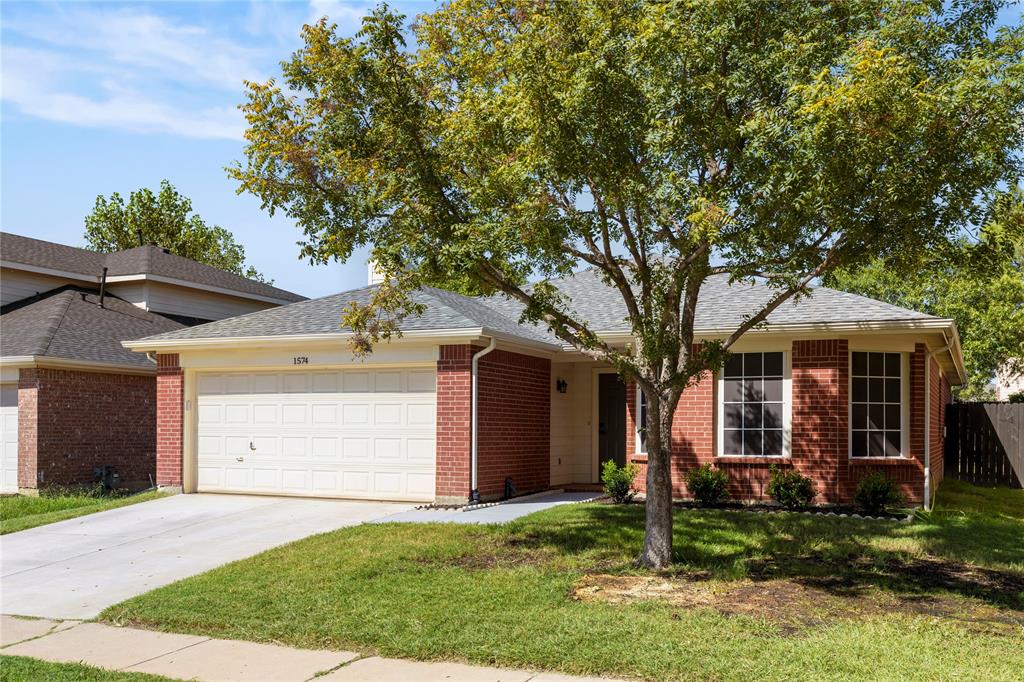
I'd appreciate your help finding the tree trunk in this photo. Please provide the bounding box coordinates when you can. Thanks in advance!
[638,389,680,570]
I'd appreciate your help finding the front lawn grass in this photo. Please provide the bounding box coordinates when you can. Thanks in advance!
[1,489,167,534]
[0,656,174,681]
[103,482,1024,681]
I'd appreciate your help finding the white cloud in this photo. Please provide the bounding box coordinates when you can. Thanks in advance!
[5,7,268,91]
[308,0,375,31]
[2,45,244,140]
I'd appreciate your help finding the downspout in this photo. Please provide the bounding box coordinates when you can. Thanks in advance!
[470,337,497,504]
[924,335,954,511]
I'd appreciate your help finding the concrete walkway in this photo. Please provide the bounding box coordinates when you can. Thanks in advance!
[1,494,412,620]
[375,491,604,524]
[0,616,623,682]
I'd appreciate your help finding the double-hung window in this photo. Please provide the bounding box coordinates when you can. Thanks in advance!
[850,351,906,458]
[720,351,788,457]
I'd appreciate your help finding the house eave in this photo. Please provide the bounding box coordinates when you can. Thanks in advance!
[0,355,157,375]
[122,327,562,354]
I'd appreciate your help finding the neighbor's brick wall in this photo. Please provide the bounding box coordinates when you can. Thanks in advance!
[435,345,551,502]
[17,370,39,490]
[156,354,184,487]
[18,367,155,490]
[623,339,935,506]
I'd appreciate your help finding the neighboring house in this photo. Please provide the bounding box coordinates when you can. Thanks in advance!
[994,361,1024,401]
[126,268,964,508]
[0,232,305,494]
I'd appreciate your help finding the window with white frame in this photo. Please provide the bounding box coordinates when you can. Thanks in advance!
[637,388,648,453]
[850,351,905,458]
[721,352,786,457]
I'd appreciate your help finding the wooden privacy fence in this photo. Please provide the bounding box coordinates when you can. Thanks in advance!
[945,403,1023,488]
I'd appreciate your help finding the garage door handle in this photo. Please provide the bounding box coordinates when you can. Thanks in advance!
[249,441,256,451]
[236,457,244,462]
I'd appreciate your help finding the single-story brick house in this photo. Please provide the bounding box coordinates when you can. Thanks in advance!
[125,268,964,508]
[0,232,304,493]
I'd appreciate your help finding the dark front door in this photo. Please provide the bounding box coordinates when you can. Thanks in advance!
[598,373,627,471]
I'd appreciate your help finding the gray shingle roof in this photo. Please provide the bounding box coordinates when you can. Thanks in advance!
[130,268,939,348]
[130,285,560,346]
[1,287,185,368]
[1,232,304,303]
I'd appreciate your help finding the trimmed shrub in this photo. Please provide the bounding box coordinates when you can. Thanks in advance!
[767,465,816,509]
[601,460,640,504]
[854,471,905,514]
[684,464,731,506]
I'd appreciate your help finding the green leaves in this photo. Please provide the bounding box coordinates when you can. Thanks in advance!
[231,0,1022,389]
[84,180,268,282]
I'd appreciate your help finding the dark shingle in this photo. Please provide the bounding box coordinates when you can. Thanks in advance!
[130,269,939,347]
[1,232,304,303]
[1,287,185,368]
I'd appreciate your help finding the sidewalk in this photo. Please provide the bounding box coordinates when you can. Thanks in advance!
[0,616,624,682]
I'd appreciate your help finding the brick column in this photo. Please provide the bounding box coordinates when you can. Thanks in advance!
[791,339,848,503]
[436,345,472,503]
[17,369,39,491]
[156,353,184,489]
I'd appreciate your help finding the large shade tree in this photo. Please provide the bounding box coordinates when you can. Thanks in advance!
[828,190,1024,400]
[232,0,1024,568]
[85,180,269,282]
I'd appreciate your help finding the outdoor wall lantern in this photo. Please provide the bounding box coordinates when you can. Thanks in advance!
[556,377,568,393]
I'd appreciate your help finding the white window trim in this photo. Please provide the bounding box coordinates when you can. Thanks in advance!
[635,387,647,455]
[847,351,911,460]
[715,350,793,459]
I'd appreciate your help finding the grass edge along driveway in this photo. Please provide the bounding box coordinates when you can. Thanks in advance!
[103,481,1024,682]
[1,489,167,535]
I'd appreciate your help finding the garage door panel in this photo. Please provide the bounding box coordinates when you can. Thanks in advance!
[197,369,435,501]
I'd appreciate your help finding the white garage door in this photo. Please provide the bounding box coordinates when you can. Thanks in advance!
[0,384,18,493]
[196,368,436,501]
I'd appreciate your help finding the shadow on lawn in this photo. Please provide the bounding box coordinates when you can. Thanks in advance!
[509,503,1024,611]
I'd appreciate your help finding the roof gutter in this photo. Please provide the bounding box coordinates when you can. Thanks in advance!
[470,337,497,504]
[122,327,561,354]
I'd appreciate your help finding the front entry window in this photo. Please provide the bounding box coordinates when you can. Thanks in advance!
[721,352,786,457]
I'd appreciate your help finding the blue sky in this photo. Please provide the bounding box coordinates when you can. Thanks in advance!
[3,2,1020,299]
[2,1,433,299]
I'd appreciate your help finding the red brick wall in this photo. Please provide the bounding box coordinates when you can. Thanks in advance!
[929,358,950,502]
[625,364,716,497]
[791,339,849,503]
[477,349,551,498]
[435,345,551,502]
[17,370,39,489]
[156,354,184,488]
[436,345,473,500]
[18,367,156,490]
[622,339,936,506]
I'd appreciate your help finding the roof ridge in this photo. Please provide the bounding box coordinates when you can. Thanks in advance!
[38,289,75,358]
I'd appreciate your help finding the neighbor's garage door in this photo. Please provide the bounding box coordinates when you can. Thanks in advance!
[196,368,436,501]
[0,384,18,493]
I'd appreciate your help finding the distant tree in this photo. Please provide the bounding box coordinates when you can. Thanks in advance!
[84,180,268,282]
[828,191,1024,400]
[232,1,1023,568]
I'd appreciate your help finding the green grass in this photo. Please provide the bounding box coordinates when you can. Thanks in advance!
[0,656,174,681]
[0,489,167,534]
[103,481,1024,682]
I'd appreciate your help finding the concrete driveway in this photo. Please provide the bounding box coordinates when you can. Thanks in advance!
[0,494,411,620]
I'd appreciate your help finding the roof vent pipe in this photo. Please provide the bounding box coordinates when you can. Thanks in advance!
[98,266,108,308]
[470,337,497,504]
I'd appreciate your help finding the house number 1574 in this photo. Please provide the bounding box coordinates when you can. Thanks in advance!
[293,356,309,365]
